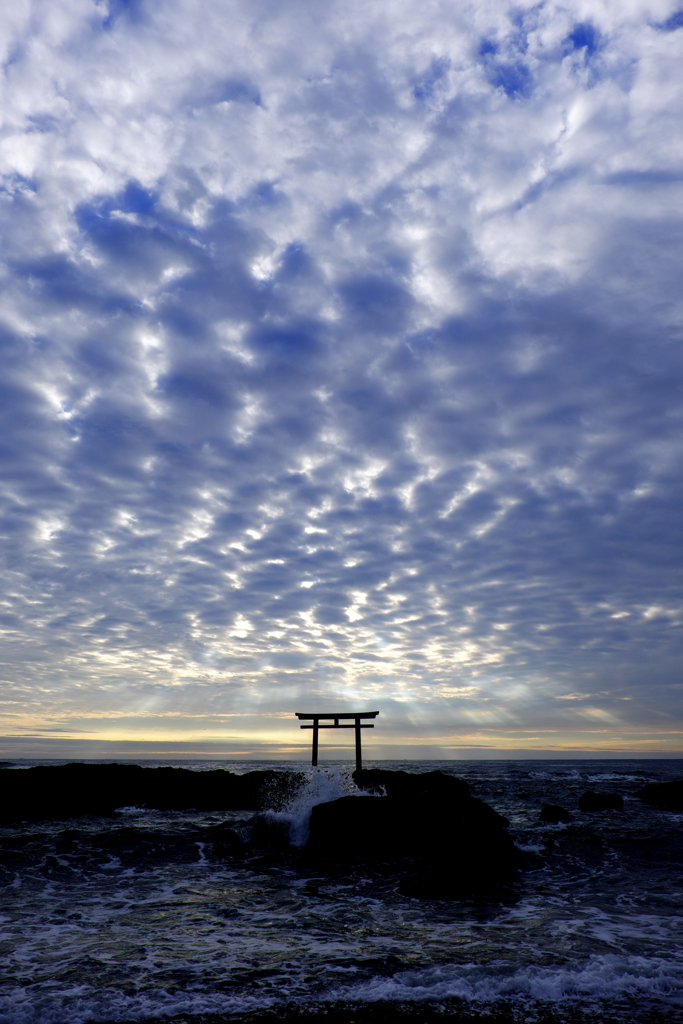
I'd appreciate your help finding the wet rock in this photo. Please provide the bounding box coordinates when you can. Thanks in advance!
[203,822,245,859]
[249,814,293,854]
[307,770,525,898]
[353,768,471,804]
[636,780,683,811]
[100,825,202,867]
[306,795,394,861]
[0,763,306,822]
[539,804,573,822]
[578,791,623,812]
[397,820,525,901]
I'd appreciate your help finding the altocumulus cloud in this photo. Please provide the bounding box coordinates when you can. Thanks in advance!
[1,0,682,757]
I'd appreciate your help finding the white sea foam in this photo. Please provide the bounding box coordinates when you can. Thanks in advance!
[515,842,545,854]
[527,770,582,780]
[587,774,647,784]
[3,953,680,1024]
[330,954,683,1011]
[114,806,155,814]
[263,766,361,847]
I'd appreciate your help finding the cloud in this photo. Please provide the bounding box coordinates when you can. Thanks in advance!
[0,0,682,755]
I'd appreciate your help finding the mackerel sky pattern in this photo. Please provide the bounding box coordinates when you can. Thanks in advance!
[1,0,683,757]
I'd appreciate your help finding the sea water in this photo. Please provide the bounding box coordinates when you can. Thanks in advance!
[1,759,683,1023]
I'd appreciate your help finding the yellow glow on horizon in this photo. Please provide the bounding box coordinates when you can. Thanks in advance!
[3,695,683,754]
[4,720,683,753]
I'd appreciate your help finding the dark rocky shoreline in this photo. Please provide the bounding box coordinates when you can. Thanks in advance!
[1,762,658,902]
[0,762,307,821]
[0,764,528,899]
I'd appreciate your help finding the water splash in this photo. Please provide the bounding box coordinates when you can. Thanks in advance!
[263,766,360,847]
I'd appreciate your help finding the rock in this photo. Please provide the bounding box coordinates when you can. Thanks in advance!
[306,795,395,860]
[353,768,471,804]
[398,822,525,901]
[307,770,525,898]
[249,814,293,853]
[539,804,573,822]
[0,763,306,822]
[99,826,202,867]
[635,780,683,811]
[203,822,245,859]
[578,791,623,812]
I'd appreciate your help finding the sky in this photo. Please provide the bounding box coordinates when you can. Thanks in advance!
[1,0,683,761]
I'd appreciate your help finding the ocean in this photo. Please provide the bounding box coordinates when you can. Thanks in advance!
[1,759,682,1023]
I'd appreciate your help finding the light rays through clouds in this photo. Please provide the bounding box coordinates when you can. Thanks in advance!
[1,0,683,757]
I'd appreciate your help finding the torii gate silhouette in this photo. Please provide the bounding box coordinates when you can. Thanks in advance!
[295,711,379,772]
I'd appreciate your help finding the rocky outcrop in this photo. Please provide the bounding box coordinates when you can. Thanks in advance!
[0,763,306,822]
[1,766,531,900]
[636,780,683,811]
[354,768,472,804]
[578,791,623,812]
[306,769,525,899]
[539,804,572,822]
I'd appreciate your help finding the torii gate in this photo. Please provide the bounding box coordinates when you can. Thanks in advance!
[295,711,379,772]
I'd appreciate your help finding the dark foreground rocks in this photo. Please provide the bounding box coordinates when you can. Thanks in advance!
[305,769,526,899]
[0,762,306,822]
[1,765,526,902]
[578,791,624,812]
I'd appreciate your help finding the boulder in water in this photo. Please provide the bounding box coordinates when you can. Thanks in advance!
[249,814,294,854]
[578,791,623,812]
[307,769,525,898]
[635,780,683,811]
[203,821,245,859]
[354,768,471,804]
